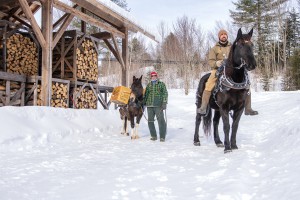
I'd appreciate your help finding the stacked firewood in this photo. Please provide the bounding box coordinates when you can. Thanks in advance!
[50,82,68,108]
[26,82,69,108]
[76,39,98,81]
[73,87,97,109]
[6,33,38,76]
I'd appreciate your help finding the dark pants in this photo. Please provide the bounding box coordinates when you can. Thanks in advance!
[147,107,166,139]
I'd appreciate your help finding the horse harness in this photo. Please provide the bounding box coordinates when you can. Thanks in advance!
[212,61,251,107]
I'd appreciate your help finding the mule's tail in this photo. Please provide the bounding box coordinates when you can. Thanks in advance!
[202,107,212,137]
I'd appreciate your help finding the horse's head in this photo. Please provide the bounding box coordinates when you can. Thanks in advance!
[232,28,256,71]
[130,75,143,102]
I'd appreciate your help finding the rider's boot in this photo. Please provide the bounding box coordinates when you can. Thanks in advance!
[244,93,258,115]
[197,90,211,115]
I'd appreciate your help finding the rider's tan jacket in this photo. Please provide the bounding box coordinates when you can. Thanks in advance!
[208,42,231,70]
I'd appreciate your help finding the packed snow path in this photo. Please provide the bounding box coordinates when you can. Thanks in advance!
[1,90,300,199]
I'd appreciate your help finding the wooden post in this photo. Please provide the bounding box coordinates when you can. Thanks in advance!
[122,27,129,87]
[41,0,53,106]
[81,8,86,34]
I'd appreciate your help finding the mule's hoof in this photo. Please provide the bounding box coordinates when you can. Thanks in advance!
[126,133,129,136]
[231,145,238,150]
[131,135,139,140]
[194,142,201,146]
[216,143,224,148]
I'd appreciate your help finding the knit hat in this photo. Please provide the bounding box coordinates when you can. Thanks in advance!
[218,29,228,39]
[150,71,158,77]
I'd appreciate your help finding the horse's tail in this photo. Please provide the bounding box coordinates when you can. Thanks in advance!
[202,107,212,137]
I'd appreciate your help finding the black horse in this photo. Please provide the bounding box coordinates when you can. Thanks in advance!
[119,75,144,139]
[194,28,256,153]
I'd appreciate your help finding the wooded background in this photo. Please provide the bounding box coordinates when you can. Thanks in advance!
[96,0,300,94]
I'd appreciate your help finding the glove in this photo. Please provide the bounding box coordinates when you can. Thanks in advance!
[216,60,223,67]
[161,103,167,110]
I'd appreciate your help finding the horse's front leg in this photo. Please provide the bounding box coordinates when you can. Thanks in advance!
[213,110,224,147]
[231,108,244,150]
[220,109,231,153]
[193,112,202,146]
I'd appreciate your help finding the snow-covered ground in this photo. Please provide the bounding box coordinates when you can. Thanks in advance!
[1,90,300,200]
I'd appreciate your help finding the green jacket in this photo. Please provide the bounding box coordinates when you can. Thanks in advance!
[208,42,231,69]
[144,80,168,107]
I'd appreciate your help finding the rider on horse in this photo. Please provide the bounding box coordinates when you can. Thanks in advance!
[197,29,258,116]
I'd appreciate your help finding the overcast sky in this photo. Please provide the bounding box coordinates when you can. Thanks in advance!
[126,0,235,34]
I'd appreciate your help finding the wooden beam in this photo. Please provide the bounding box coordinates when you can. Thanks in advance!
[17,0,46,48]
[41,0,53,106]
[53,4,78,29]
[53,0,125,38]
[122,28,129,86]
[71,0,157,42]
[71,0,123,27]
[103,39,122,68]
[91,32,112,40]
[52,13,74,48]
[112,34,125,70]
[11,14,32,28]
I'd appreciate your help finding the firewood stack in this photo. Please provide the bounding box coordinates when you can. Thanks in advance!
[26,82,69,108]
[50,82,68,108]
[6,33,38,76]
[76,39,98,81]
[73,87,97,109]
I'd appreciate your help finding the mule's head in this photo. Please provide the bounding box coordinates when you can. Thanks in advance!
[232,28,256,71]
[130,75,143,102]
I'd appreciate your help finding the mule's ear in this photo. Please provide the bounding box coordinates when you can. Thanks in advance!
[248,28,253,37]
[236,28,242,40]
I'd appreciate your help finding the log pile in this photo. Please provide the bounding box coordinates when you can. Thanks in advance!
[72,87,97,109]
[6,33,38,76]
[52,31,99,83]
[26,80,69,108]
[50,82,69,108]
[76,39,98,81]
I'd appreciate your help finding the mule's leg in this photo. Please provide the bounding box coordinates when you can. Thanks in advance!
[230,108,244,149]
[213,111,224,147]
[129,114,138,139]
[121,118,126,135]
[125,117,129,136]
[193,112,202,146]
[133,111,143,139]
[220,109,232,153]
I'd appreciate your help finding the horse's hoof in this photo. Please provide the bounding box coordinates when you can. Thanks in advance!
[231,145,238,150]
[194,142,201,146]
[126,133,129,136]
[224,149,232,154]
[216,143,224,148]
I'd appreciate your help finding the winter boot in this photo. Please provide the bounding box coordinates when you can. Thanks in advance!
[197,90,211,115]
[245,93,258,115]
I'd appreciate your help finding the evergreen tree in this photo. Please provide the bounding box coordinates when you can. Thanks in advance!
[230,0,288,70]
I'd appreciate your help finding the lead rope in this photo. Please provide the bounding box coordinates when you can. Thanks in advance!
[143,109,167,123]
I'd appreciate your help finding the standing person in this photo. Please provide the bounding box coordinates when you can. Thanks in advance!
[143,71,168,142]
[198,29,258,116]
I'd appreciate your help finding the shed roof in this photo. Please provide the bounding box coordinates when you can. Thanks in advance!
[0,0,156,41]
